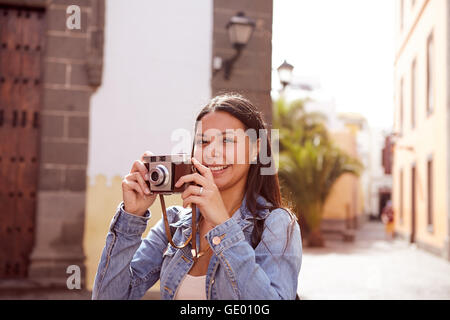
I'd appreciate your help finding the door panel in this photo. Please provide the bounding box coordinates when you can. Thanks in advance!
[0,5,44,278]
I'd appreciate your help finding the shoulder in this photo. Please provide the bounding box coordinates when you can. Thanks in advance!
[265,207,297,229]
[256,207,301,254]
[263,207,302,253]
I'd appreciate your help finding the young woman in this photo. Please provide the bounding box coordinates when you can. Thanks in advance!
[92,93,302,300]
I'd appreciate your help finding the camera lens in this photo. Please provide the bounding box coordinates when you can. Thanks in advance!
[148,165,169,186]
[151,171,159,182]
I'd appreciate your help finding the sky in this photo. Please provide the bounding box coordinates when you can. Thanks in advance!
[272,0,395,130]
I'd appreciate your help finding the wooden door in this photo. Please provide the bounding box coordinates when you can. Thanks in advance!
[0,5,44,279]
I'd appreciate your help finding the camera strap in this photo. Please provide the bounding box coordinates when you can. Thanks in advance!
[159,194,198,262]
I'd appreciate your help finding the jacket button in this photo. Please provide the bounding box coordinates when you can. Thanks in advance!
[212,236,221,245]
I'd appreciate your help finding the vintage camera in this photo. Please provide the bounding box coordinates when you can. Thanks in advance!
[143,154,195,194]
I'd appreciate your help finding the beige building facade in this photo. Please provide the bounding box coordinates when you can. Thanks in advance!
[393,0,450,259]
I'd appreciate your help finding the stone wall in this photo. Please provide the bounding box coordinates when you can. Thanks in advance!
[211,0,273,126]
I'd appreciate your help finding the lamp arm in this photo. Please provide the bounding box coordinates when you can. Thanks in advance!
[214,46,242,80]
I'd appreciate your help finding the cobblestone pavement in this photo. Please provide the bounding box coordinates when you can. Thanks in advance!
[298,220,450,300]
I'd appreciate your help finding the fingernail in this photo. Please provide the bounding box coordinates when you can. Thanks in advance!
[145,188,150,194]
[144,173,149,180]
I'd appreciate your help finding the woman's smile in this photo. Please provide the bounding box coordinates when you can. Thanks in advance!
[207,164,232,177]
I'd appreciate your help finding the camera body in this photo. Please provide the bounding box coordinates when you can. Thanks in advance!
[143,154,194,194]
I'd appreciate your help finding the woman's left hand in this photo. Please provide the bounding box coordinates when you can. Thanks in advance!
[175,157,229,227]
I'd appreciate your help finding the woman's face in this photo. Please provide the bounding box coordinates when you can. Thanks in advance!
[193,111,257,191]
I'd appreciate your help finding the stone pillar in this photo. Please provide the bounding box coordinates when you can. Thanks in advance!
[22,0,105,289]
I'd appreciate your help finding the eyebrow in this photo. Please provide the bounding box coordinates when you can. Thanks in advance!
[196,131,236,137]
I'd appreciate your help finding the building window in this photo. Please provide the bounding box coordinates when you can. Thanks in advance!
[426,31,434,115]
[400,169,404,224]
[399,78,404,135]
[411,58,416,129]
[382,136,393,174]
[427,157,433,230]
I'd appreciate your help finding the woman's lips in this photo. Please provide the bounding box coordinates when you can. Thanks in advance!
[208,165,231,176]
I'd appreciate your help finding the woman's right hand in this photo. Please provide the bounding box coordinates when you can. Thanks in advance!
[122,151,158,216]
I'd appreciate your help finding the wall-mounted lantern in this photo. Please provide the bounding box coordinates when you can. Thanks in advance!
[213,12,256,80]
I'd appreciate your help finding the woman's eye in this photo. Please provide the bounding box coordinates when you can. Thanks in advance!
[224,137,235,143]
[196,139,209,145]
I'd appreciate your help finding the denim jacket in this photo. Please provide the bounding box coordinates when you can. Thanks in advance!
[92,194,302,300]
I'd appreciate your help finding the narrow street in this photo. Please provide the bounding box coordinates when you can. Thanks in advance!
[298,221,450,300]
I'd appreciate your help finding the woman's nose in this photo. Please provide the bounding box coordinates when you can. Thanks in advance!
[205,139,223,162]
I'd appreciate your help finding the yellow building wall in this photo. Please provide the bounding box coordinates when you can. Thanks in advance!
[322,130,362,222]
[322,174,359,221]
[83,174,183,294]
[393,0,448,250]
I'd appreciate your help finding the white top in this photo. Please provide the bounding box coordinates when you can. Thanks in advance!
[174,274,207,300]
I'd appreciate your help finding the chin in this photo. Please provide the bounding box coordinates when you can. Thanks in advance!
[206,164,233,189]
[207,163,248,191]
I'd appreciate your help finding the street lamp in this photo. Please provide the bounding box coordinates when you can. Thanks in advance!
[213,12,256,80]
[277,60,294,89]
[226,11,256,50]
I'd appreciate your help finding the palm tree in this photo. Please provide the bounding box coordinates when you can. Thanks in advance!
[274,98,363,247]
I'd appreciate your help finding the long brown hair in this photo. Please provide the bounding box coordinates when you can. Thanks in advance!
[192,93,296,250]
